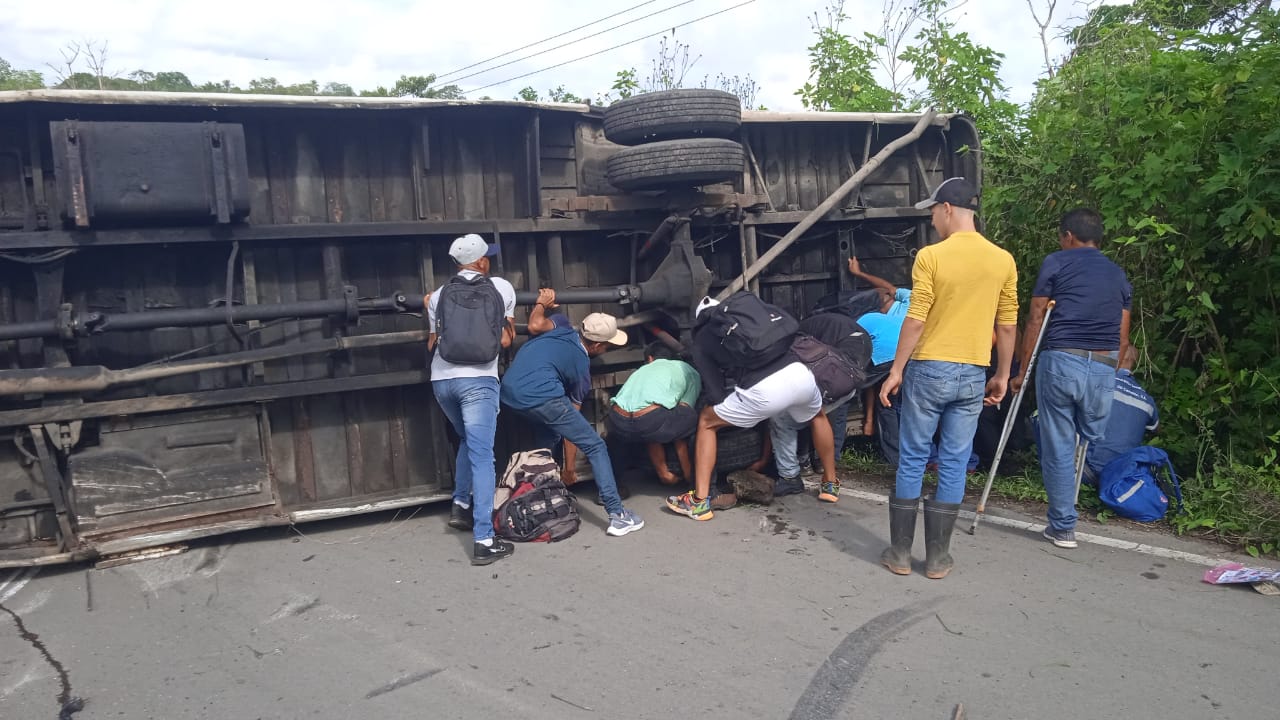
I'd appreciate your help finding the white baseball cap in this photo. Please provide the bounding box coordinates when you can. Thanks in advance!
[695,296,721,318]
[448,233,500,265]
[580,313,628,346]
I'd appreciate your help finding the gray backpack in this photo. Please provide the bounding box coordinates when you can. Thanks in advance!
[435,274,505,364]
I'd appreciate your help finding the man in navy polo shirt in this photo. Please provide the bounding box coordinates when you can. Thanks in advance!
[1013,208,1132,549]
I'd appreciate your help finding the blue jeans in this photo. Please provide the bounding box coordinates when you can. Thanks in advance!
[775,401,849,478]
[1035,350,1116,532]
[895,360,985,503]
[770,413,806,480]
[514,396,625,516]
[876,390,901,465]
[433,377,501,542]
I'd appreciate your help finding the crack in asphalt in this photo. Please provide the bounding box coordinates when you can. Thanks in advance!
[0,601,85,719]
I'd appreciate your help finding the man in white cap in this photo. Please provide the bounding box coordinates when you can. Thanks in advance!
[500,311,644,536]
[667,296,840,521]
[427,233,517,566]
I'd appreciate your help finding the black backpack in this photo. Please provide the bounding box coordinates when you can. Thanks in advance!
[435,274,505,364]
[493,450,581,543]
[811,289,884,320]
[790,334,865,405]
[704,291,799,369]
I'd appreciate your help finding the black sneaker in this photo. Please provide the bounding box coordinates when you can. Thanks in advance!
[774,476,805,496]
[448,502,473,531]
[471,538,514,566]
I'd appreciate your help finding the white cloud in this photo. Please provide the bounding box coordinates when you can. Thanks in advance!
[0,0,1103,108]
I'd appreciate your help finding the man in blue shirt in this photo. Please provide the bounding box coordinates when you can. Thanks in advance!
[500,312,645,537]
[848,257,911,463]
[1013,208,1132,549]
[1085,346,1158,480]
[849,257,912,369]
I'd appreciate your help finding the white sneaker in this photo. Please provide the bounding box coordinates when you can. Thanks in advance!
[607,509,644,537]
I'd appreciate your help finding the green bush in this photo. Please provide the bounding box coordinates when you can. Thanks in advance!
[1176,463,1280,555]
[987,5,1280,513]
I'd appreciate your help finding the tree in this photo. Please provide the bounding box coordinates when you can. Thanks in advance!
[361,74,464,99]
[46,40,115,90]
[644,34,699,92]
[605,34,762,108]
[320,82,355,96]
[129,70,195,92]
[513,86,586,103]
[0,57,44,90]
[796,1,899,111]
[897,0,1021,138]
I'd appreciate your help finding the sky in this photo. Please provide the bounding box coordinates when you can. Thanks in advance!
[0,0,1131,109]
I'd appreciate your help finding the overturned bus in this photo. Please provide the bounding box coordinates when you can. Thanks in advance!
[0,89,979,567]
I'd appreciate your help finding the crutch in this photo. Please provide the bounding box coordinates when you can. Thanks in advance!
[967,300,1055,534]
[1072,438,1090,504]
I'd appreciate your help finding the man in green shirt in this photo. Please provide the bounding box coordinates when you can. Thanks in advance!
[605,342,701,486]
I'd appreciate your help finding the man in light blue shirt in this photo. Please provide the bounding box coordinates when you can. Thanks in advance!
[849,257,912,367]
[848,257,911,459]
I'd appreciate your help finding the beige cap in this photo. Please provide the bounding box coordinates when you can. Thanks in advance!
[580,313,628,346]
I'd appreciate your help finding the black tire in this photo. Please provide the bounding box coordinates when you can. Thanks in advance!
[607,138,745,192]
[714,427,764,474]
[604,89,743,145]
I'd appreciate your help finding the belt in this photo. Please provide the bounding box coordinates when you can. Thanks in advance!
[1056,348,1118,368]
[612,403,662,418]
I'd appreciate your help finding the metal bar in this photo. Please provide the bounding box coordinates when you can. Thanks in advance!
[61,123,90,228]
[743,225,760,294]
[0,217,658,250]
[26,113,49,229]
[1072,439,1090,504]
[0,370,431,427]
[637,216,678,259]
[645,324,684,354]
[546,233,566,290]
[0,330,427,396]
[717,110,938,300]
[742,137,775,212]
[209,126,232,223]
[0,293,409,341]
[28,425,76,550]
[515,287,631,305]
[742,207,931,226]
[523,112,542,217]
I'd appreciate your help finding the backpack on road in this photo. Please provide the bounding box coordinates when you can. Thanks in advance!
[493,449,581,543]
[1097,446,1183,522]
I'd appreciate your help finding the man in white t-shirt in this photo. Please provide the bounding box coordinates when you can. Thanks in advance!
[426,233,516,566]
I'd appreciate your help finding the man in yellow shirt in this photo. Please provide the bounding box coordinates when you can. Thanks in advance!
[877,177,1018,580]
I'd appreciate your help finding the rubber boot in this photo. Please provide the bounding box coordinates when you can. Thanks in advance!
[923,498,961,579]
[879,496,919,576]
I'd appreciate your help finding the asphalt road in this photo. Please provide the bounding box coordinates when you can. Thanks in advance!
[1,480,1275,720]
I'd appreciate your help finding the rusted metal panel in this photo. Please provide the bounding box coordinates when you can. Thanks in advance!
[69,406,273,534]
